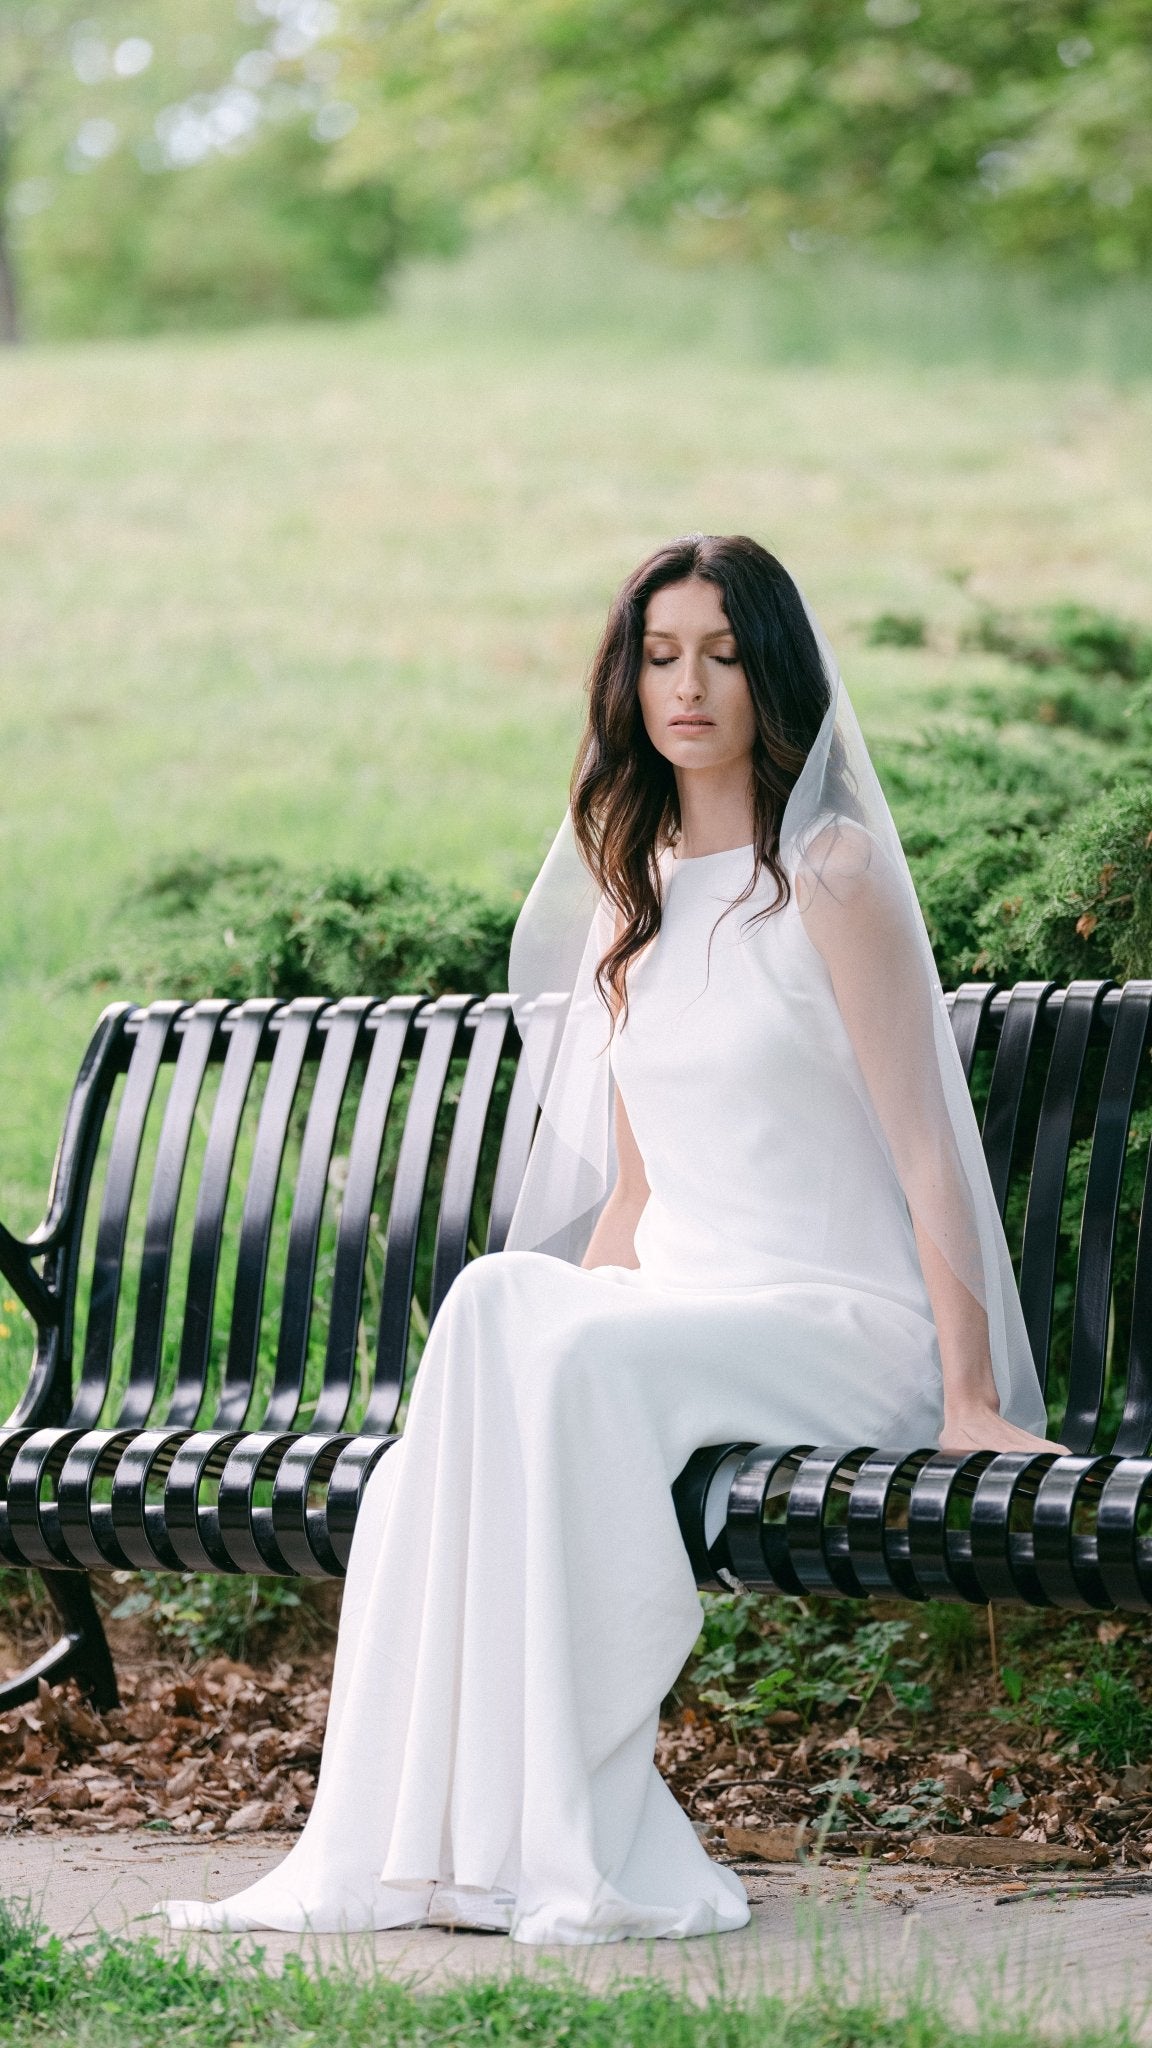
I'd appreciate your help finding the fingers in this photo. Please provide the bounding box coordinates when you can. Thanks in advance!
[937,1426,1071,1455]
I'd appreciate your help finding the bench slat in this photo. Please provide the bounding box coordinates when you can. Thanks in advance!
[1017,982,1108,1401]
[485,994,568,1255]
[119,1003,229,1429]
[1061,982,1152,1453]
[369,996,479,1436]
[264,999,373,1434]
[217,1000,327,1431]
[168,999,278,1428]
[312,997,425,1435]
[73,1004,185,1429]
[979,982,1057,1217]
[945,984,997,1081]
[1113,1130,1152,1456]
[430,997,516,1318]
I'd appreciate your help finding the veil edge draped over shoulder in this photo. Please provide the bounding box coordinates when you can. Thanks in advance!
[503,586,1049,1436]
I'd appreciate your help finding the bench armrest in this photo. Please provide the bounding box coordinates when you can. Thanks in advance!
[0,1219,56,1327]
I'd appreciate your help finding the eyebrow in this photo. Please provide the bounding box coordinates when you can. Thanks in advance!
[643,627,736,642]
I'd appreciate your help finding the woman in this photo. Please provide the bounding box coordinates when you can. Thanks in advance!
[161,534,1059,1944]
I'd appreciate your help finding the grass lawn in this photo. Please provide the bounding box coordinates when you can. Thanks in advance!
[1,226,1151,1272]
[0,1895,1145,2048]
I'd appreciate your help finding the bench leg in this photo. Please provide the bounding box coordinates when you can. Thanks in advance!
[0,1570,119,1714]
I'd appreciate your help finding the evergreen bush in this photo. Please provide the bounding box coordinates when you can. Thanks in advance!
[873,722,1112,988]
[963,603,1152,684]
[88,854,518,1002]
[972,777,1152,985]
[85,612,1152,1010]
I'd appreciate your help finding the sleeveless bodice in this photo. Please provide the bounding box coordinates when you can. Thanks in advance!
[609,842,934,1316]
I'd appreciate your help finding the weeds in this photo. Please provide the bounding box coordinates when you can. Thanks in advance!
[689,1594,939,1731]
[1030,1661,1152,1771]
[108,1571,315,1663]
[917,1603,979,1679]
[0,1894,1139,2048]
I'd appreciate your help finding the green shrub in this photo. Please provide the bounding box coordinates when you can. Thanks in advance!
[876,721,1109,987]
[868,612,927,649]
[687,1592,933,1729]
[1032,1659,1152,1769]
[973,776,1152,984]
[108,1570,311,1662]
[953,603,1152,749]
[82,659,1149,1019]
[963,673,1147,747]
[963,603,1152,684]
[87,854,519,1001]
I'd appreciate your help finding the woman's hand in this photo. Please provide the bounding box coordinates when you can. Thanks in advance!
[581,1092,649,1267]
[938,1404,1070,1456]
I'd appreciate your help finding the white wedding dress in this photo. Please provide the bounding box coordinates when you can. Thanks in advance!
[160,838,951,1943]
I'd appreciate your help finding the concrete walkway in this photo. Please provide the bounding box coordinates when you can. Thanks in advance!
[6,1834,1152,2034]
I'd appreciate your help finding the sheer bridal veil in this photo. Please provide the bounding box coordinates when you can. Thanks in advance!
[502,573,1048,1434]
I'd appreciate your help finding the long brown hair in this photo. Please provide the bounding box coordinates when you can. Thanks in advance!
[570,534,835,1024]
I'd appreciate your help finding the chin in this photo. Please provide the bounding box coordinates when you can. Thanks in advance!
[665,741,732,768]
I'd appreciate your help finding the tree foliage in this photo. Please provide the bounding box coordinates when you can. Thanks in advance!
[0,0,455,338]
[4,0,1149,338]
[335,0,1152,278]
[86,853,518,1000]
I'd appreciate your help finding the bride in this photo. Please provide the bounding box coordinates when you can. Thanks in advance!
[160,533,1061,1944]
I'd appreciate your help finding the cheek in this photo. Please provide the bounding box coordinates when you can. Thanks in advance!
[636,674,663,742]
[721,678,757,750]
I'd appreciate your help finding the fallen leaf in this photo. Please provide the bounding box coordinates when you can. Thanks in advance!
[724,1822,809,1863]
[910,1836,1098,1870]
[225,1800,270,1834]
[940,1767,983,1799]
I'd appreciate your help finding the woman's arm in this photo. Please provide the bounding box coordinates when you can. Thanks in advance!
[797,823,1065,1454]
[905,1224,1063,1450]
[581,1080,650,1269]
[580,905,651,1270]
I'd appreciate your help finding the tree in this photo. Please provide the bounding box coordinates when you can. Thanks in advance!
[4,0,456,340]
[0,92,19,342]
[0,5,86,342]
[334,0,1152,277]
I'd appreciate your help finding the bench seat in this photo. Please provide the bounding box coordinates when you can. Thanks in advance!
[1,976,1150,1710]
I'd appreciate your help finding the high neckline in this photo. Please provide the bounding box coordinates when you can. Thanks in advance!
[669,841,754,866]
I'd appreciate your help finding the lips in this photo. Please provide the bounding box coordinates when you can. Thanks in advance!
[670,718,714,728]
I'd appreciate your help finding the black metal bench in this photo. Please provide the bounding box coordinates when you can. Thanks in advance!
[1,977,1150,1714]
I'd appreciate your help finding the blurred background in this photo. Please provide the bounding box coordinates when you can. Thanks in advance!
[1,0,1151,1409]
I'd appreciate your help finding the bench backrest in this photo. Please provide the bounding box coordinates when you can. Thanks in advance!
[10,978,1152,1454]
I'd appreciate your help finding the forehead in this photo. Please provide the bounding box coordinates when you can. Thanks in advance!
[644,576,731,637]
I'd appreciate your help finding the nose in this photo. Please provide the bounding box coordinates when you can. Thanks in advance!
[675,655,706,702]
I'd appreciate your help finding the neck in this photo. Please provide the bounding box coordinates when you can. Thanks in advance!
[673,764,755,860]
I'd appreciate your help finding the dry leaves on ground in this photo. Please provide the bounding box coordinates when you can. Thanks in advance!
[657,1712,1152,1867]
[0,1659,330,1837]
[4,1660,1152,1867]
